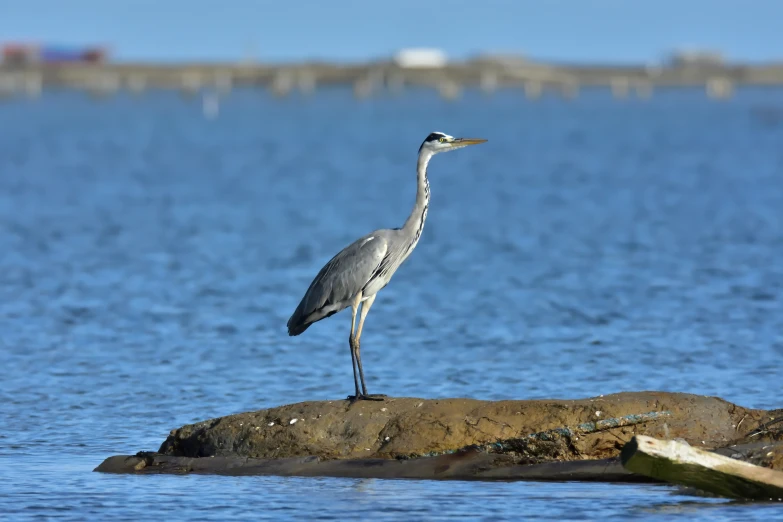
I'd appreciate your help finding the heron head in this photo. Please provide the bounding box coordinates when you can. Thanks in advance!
[418,132,487,155]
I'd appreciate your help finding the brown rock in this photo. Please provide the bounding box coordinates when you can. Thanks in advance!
[95,449,651,481]
[157,391,766,462]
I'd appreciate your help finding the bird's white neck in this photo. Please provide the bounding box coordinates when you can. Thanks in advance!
[402,150,433,246]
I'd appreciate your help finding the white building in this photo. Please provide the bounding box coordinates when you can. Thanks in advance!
[666,49,726,68]
[393,48,447,68]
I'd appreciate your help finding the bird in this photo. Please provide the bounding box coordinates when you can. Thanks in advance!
[287,131,487,402]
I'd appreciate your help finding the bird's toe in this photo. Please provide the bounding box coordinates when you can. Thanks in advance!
[346,394,386,402]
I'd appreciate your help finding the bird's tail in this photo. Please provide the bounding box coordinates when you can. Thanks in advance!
[286,306,312,336]
[287,304,339,336]
[287,320,311,336]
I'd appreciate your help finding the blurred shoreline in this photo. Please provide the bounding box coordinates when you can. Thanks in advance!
[2,55,783,99]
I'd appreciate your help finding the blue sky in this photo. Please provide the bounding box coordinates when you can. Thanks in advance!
[0,0,780,63]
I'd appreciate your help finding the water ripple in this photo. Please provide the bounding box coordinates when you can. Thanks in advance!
[0,88,782,519]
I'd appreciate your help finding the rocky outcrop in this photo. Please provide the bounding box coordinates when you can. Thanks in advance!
[95,391,782,479]
[157,392,765,460]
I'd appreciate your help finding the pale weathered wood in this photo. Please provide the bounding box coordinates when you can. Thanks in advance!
[621,435,783,501]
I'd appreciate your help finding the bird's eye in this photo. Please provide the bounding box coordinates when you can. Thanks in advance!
[439,137,445,143]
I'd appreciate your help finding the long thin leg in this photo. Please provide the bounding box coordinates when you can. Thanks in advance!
[354,294,385,401]
[348,292,362,399]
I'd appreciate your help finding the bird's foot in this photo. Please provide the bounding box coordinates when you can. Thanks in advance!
[346,394,386,403]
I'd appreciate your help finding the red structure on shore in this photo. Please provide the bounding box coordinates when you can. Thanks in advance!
[2,43,108,66]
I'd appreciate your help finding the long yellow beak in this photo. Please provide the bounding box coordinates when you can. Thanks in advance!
[452,138,487,146]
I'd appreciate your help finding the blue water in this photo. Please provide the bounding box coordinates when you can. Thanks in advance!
[1,87,782,520]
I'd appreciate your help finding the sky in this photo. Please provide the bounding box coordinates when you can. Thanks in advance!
[0,0,780,64]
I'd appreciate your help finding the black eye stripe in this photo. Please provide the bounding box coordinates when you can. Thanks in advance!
[419,132,448,152]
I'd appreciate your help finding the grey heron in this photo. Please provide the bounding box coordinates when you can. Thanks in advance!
[287,131,487,401]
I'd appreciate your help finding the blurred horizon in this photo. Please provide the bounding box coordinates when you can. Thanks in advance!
[1,0,782,64]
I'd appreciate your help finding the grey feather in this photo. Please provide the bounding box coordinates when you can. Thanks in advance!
[287,232,392,335]
[286,132,486,338]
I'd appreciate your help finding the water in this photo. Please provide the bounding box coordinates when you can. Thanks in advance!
[1,88,782,520]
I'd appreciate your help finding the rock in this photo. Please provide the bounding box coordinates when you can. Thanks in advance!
[160,391,765,460]
[95,449,649,481]
[96,391,780,478]
[715,441,783,470]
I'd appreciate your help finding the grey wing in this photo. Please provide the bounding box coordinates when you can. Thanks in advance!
[287,234,389,335]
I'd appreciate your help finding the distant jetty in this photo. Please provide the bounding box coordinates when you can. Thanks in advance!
[3,51,783,101]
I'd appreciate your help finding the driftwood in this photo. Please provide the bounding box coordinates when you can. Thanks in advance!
[621,435,783,501]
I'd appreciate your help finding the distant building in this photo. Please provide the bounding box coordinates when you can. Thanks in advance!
[393,48,447,68]
[665,49,726,68]
[2,42,108,66]
[469,53,530,67]
[1,44,39,66]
